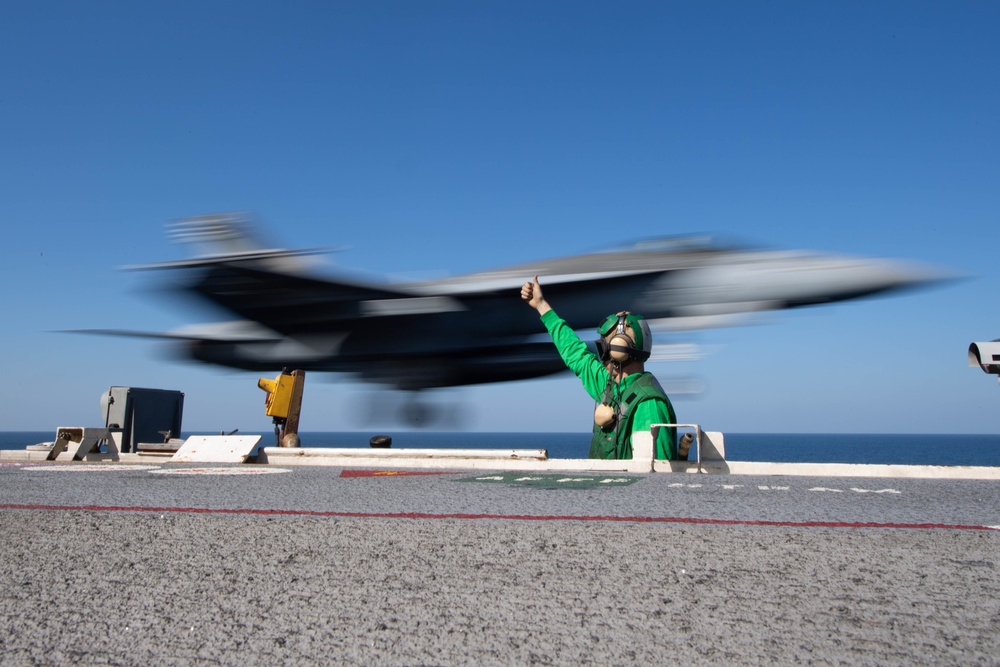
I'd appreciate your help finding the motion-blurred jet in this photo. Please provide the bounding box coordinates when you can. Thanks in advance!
[93,213,943,392]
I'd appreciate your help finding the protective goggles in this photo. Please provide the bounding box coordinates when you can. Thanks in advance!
[595,338,621,362]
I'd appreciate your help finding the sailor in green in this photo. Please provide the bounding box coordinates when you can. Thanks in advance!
[520,276,678,460]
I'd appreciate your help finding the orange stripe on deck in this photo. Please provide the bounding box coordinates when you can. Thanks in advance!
[0,503,998,531]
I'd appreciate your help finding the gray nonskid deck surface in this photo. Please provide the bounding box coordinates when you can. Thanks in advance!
[1,465,999,665]
[1,514,999,665]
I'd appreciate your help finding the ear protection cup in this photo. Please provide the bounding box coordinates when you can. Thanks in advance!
[607,334,635,362]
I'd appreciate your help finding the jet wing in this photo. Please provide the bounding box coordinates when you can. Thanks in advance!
[127,212,468,335]
[166,260,462,336]
[123,247,337,270]
[68,320,283,343]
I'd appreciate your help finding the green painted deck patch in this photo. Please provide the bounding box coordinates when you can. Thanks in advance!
[455,473,640,489]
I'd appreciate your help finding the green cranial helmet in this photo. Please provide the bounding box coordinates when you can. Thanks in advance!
[596,311,652,363]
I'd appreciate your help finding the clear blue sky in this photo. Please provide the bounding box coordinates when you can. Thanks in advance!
[2,1,998,434]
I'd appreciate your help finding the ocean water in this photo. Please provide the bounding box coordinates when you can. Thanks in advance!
[3,431,1000,467]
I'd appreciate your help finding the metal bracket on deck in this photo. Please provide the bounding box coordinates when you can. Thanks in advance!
[46,427,120,461]
[642,423,726,473]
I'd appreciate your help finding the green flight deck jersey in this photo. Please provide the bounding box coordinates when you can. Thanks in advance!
[540,310,677,460]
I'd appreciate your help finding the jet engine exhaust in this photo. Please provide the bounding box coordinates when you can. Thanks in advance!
[350,391,472,430]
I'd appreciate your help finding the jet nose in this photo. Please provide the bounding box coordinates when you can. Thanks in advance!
[772,255,958,306]
[837,255,958,295]
[769,252,959,307]
[653,250,957,318]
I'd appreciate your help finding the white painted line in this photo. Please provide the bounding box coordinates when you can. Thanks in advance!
[850,488,902,494]
[26,465,163,472]
[149,467,290,475]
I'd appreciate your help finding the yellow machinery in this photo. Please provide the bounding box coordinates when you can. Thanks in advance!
[257,369,306,447]
[258,373,295,419]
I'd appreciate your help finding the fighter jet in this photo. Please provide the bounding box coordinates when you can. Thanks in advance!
[93,213,942,392]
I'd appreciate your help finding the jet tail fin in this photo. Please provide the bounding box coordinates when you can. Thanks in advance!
[125,212,338,271]
[168,212,278,257]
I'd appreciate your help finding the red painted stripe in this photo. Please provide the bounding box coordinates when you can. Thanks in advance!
[0,503,995,531]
